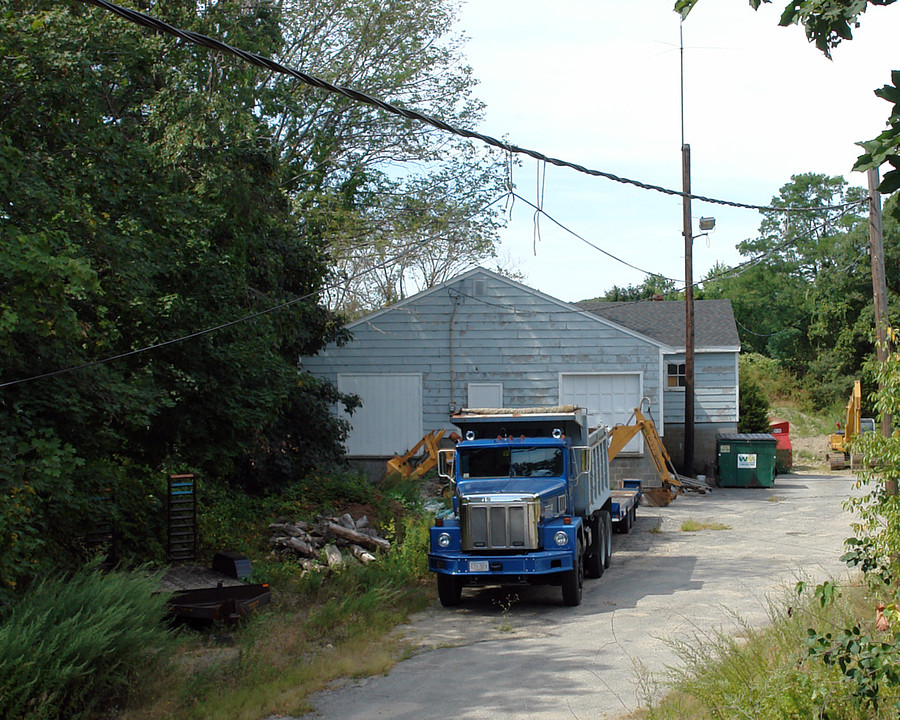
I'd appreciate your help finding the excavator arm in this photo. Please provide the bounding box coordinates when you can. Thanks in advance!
[608,405,683,491]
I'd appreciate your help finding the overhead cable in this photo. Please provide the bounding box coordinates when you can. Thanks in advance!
[509,192,681,282]
[80,0,860,215]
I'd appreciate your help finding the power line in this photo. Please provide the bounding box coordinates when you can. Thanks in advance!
[4,5,874,388]
[80,0,861,216]
[509,192,682,282]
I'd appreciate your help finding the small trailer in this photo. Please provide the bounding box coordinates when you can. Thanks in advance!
[168,582,271,623]
[162,553,270,624]
[611,479,642,533]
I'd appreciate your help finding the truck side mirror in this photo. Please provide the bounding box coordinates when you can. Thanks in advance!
[571,446,591,485]
[437,448,455,484]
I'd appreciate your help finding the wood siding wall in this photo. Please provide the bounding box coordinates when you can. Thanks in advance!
[303,274,664,443]
[662,352,738,424]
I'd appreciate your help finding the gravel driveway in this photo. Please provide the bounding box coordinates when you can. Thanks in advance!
[294,471,858,720]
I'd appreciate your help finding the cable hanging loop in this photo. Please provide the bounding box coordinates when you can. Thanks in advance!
[533,159,546,255]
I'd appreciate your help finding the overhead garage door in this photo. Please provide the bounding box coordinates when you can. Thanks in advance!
[560,373,643,454]
[338,374,422,456]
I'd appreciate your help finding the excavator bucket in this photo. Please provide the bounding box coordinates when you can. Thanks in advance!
[385,430,447,480]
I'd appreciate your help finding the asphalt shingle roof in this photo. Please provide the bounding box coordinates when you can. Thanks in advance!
[575,298,740,349]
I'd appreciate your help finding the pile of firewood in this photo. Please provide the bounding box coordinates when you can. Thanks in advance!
[269,513,391,571]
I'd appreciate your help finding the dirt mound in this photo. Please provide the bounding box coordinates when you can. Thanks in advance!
[790,434,831,470]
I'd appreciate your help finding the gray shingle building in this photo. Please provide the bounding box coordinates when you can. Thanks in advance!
[302,268,740,485]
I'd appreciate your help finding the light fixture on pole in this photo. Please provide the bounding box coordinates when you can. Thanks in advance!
[682,206,716,480]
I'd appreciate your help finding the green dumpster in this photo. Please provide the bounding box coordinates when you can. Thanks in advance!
[716,433,777,487]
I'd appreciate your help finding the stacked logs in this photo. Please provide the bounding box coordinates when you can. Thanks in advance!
[269,513,391,571]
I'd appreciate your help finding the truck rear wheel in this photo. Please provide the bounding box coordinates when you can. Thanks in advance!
[561,540,584,606]
[437,574,462,607]
[601,510,612,569]
[585,514,605,579]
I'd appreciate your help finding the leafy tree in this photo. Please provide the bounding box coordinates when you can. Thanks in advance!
[0,0,355,593]
[702,173,884,403]
[265,0,508,315]
[1,0,507,594]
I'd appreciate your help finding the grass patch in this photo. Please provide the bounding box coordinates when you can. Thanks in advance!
[768,404,836,437]
[124,503,435,720]
[680,519,731,532]
[642,581,900,719]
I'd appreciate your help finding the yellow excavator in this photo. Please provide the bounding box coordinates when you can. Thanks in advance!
[828,380,876,471]
[607,399,709,495]
[385,430,447,479]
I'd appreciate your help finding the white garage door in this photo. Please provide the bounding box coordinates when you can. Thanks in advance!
[338,374,422,456]
[560,373,643,454]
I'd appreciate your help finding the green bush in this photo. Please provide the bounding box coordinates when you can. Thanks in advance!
[738,357,771,433]
[0,427,169,605]
[0,562,175,720]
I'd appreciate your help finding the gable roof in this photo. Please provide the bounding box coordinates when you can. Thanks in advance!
[575,299,740,350]
[345,267,673,349]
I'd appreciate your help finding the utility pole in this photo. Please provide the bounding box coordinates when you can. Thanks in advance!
[867,168,895,494]
[682,143,695,478]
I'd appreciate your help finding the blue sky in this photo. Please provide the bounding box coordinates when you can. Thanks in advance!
[456,0,900,302]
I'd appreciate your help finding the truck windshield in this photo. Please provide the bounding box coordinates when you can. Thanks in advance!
[459,446,564,479]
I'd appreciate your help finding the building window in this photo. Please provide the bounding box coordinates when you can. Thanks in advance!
[667,363,686,388]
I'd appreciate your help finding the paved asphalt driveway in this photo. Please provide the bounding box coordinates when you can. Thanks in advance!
[295,471,859,720]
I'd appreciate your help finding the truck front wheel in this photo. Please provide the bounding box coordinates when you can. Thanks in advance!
[561,540,584,606]
[437,573,462,607]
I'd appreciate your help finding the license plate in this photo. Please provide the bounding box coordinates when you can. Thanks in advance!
[469,560,489,572]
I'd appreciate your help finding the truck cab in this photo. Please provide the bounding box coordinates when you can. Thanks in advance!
[428,407,623,607]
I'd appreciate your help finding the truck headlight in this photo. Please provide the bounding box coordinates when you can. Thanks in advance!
[437,532,452,548]
[554,531,569,547]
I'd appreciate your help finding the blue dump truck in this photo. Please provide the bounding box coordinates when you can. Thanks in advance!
[428,406,641,607]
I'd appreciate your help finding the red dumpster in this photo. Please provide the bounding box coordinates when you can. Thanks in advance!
[769,419,792,473]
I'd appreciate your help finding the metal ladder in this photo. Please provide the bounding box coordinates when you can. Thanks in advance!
[167,473,198,562]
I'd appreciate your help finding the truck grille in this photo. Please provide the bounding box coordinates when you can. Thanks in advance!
[460,494,540,551]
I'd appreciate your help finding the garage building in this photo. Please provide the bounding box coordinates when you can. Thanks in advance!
[301,268,740,485]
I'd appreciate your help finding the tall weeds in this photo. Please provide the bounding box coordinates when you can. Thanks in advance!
[645,584,900,719]
[0,562,175,720]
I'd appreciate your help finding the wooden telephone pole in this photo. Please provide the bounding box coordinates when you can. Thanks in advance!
[867,168,895,495]
[682,144,695,478]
